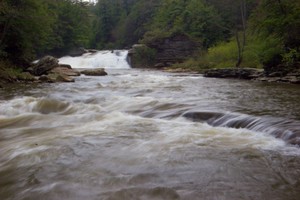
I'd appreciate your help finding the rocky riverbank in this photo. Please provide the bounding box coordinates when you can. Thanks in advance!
[203,68,300,84]
[0,55,108,87]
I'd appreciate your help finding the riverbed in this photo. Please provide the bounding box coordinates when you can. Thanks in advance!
[1,54,300,199]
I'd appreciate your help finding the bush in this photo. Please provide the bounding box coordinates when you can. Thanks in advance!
[282,48,300,67]
[206,41,237,68]
[0,60,22,82]
[171,36,267,71]
[130,45,157,68]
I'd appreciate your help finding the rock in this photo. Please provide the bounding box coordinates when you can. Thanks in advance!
[32,56,59,76]
[81,68,108,76]
[87,49,98,54]
[59,64,72,69]
[68,47,88,57]
[128,33,201,68]
[39,75,53,83]
[39,73,74,83]
[50,65,80,76]
[55,74,75,82]
[204,68,236,78]
[204,68,263,79]
[154,63,165,68]
[280,76,300,84]
[146,33,201,64]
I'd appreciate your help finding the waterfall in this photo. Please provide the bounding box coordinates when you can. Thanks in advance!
[58,50,131,69]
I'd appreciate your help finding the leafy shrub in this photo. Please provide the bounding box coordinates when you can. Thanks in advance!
[131,45,157,68]
[282,48,300,67]
[206,41,237,68]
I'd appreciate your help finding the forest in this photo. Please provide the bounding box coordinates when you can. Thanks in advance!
[0,0,299,73]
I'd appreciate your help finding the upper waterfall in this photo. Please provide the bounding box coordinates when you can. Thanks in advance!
[58,50,131,69]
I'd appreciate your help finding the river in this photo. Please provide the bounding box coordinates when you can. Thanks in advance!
[0,50,300,200]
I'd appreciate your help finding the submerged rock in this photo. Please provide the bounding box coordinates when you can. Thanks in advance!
[81,68,108,76]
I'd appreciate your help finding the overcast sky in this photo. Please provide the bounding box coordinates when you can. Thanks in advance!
[83,0,97,2]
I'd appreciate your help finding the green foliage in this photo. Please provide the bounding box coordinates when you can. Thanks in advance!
[131,45,157,68]
[144,0,226,48]
[206,41,237,68]
[92,0,128,49]
[0,60,23,82]
[0,0,299,73]
[46,0,93,56]
[174,36,265,71]
[92,0,160,49]
[171,56,212,71]
[0,0,54,65]
[282,48,300,67]
[0,0,93,64]
[249,0,300,68]
[114,0,160,48]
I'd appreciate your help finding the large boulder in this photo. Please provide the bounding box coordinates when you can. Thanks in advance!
[38,64,80,83]
[32,56,59,76]
[50,65,81,76]
[81,68,108,76]
[39,74,75,83]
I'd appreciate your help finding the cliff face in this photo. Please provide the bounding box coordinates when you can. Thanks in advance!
[148,34,201,66]
[128,34,201,68]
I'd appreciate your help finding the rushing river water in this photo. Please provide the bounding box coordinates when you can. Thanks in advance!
[0,51,300,200]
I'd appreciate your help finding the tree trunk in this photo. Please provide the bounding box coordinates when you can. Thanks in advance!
[0,20,11,48]
[235,0,246,68]
[235,30,242,67]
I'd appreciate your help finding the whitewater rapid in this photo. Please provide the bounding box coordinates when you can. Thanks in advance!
[1,53,300,199]
[58,50,131,69]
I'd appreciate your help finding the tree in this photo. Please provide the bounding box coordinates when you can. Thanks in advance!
[0,0,54,65]
[250,0,300,68]
[143,0,226,48]
[46,0,93,56]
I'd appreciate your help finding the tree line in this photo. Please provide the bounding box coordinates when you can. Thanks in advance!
[0,0,299,70]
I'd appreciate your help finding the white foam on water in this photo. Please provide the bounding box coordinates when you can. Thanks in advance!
[58,50,131,69]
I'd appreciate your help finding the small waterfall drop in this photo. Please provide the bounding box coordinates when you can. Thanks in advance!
[58,50,131,69]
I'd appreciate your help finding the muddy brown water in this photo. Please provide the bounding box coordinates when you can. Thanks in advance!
[0,68,300,200]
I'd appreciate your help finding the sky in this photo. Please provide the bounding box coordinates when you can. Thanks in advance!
[83,0,97,2]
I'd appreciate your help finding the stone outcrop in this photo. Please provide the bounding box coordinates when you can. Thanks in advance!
[50,65,81,77]
[204,68,263,79]
[255,69,300,84]
[68,47,88,57]
[147,34,201,66]
[67,48,99,57]
[81,68,108,76]
[203,67,300,84]
[128,33,201,68]
[39,74,75,83]
[30,56,81,83]
[32,56,59,76]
